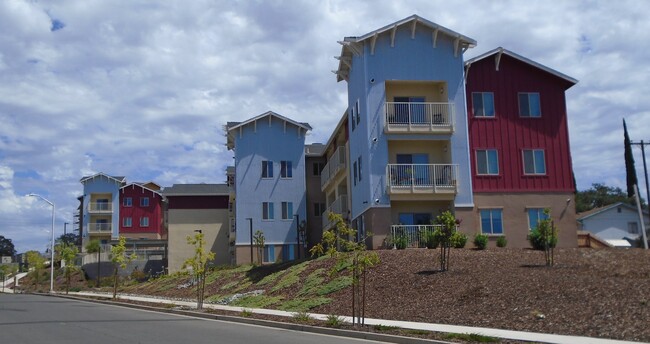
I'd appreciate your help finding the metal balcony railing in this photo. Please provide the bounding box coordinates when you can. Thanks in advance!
[87,223,112,233]
[322,195,348,230]
[321,146,347,190]
[386,164,459,193]
[385,102,455,132]
[88,202,113,213]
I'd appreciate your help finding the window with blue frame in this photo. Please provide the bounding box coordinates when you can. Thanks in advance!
[476,149,499,175]
[123,197,132,207]
[350,107,356,131]
[518,92,541,117]
[355,100,360,126]
[523,149,546,175]
[264,245,275,263]
[282,244,295,261]
[281,202,293,220]
[527,208,549,230]
[140,197,149,207]
[480,209,503,234]
[262,160,273,178]
[472,92,495,117]
[263,202,274,220]
[280,161,292,178]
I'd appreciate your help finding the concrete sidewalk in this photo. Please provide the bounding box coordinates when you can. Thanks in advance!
[63,291,637,344]
[0,272,27,293]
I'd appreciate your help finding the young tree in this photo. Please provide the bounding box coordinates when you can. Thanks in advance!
[533,208,558,267]
[183,231,215,310]
[85,240,102,287]
[58,243,79,294]
[110,236,136,299]
[253,230,265,265]
[25,250,45,288]
[310,212,379,327]
[434,211,457,272]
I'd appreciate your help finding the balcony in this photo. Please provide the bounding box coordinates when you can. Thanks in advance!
[321,146,347,191]
[88,202,113,213]
[87,223,112,234]
[385,102,454,134]
[391,224,459,248]
[322,195,349,230]
[386,164,459,196]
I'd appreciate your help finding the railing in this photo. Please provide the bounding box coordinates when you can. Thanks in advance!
[390,225,442,248]
[386,164,459,192]
[88,202,113,213]
[385,102,454,132]
[87,223,112,233]
[321,146,347,190]
[322,195,348,229]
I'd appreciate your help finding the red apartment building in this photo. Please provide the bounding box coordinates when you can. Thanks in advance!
[465,47,578,247]
[119,182,165,240]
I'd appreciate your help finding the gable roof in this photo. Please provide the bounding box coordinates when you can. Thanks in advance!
[120,182,163,197]
[465,47,578,85]
[225,111,312,150]
[162,184,230,196]
[80,172,126,185]
[577,202,648,222]
[335,14,477,82]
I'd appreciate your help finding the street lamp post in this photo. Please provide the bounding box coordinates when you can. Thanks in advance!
[294,214,300,259]
[246,218,253,264]
[28,193,55,293]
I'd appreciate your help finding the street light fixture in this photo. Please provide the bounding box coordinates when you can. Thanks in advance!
[28,193,55,293]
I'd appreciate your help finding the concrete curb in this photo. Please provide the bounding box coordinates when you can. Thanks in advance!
[45,293,451,344]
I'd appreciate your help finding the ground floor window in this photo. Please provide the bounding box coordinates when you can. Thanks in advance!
[264,245,275,263]
[527,208,549,230]
[282,244,295,261]
[480,209,503,234]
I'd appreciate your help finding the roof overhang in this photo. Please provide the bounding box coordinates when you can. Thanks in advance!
[80,172,125,185]
[335,14,477,82]
[225,111,312,150]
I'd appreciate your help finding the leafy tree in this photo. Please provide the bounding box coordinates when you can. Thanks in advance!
[434,211,457,272]
[25,250,45,288]
[575,183,639,213]
[528,208,558,266]
[110,236,136,299]
[58,243,79,294]
[310,212,379,327]
[624,119,638,198]
[85,240,102,287]
[0,235,16,257]
[253,230,265,266]
[56,233,80,247]
[183,231,215,310]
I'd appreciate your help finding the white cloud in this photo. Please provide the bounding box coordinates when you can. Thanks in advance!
[0,0,649,252]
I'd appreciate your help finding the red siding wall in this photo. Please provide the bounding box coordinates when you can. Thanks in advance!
[466,54,575,193]
[119,185,164,236]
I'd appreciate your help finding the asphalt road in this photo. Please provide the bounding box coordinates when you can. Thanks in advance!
[0,294,384,344]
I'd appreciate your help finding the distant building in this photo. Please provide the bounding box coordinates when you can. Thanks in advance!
[577,202,648,247]
[79,173,126,249]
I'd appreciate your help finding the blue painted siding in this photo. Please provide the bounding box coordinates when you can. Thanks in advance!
[234,115,308,247]
[81,176,122,239]
[346,24,474,219]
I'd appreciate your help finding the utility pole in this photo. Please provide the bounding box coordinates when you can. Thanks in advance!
[64,222,69,235]
[631,140,650,239]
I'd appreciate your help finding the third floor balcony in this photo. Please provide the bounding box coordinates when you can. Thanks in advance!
[385,102,455,134]
[322,195,349,230]
[321,146,347,191]
[88,202,113,213]
[386,164,459,196]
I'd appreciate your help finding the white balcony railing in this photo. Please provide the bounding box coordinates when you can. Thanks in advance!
[88,202,113,213]
[386,164,459,193]
[322,195,349,230]
[390,224,459,248]
[385,102,455,132]
[87,223,112,233]
[321,146,347,190]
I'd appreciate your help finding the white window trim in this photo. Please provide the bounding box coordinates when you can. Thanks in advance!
[472,92,495,118]
[518,92,542,118]
[522,149,546,175]
[476,149,499,175]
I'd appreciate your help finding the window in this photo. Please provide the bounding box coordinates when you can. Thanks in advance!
[353,161,358,186]
[313,162,325,176]
[472,92,495,117]
[476,149,499,175]
[358,156,362,181]
[262,160,273,178]
[355,100,360,126]
[140,197,149,207]
[140,217,149,227]
[314,203,326,217]
[123,217,132,227]
[518,93,541,117]
[527,208,549,230]
[523,149,546,175]
[123,197,132,207]
[281,202,293,220]
[282,244,295,261]
[263,202,274,220]
[350,107,356,131]
[280,161,292,178]
[628,222,639,234]
[480,209,503,234]
[96,199,109,211]
[264,245,275,263]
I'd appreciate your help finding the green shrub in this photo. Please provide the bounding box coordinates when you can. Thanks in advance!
[528,228,557,250]
[473,233,488,250]
[450,231,468,248]
[240,309,253,317]
[325,314,343,328]
[292,311,311,322]
[496,236,508,248]
[394,235,408,249]
[69,286,82,292]
[423,230,439,249]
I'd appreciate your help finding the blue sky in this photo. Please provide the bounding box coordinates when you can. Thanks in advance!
[1,0,649,253]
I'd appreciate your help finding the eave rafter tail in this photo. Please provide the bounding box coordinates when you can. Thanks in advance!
[335,56,352,69]
[338,41,362,56]
[370,33,378,55]
[432,28,439,48]
[495,48,504,71]
[411,20,417,39]
[390,25,397,47]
